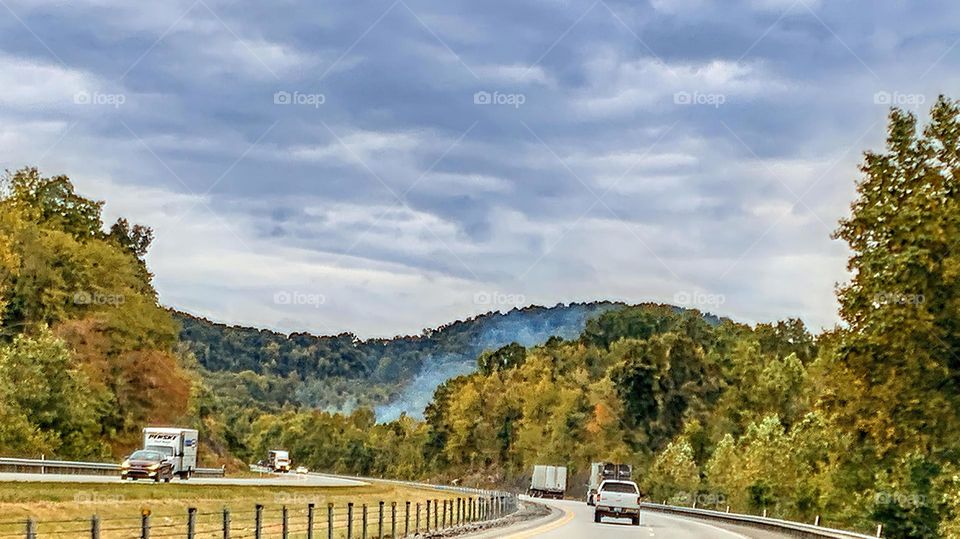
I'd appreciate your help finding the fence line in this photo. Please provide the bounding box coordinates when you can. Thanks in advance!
[0,495,519,539]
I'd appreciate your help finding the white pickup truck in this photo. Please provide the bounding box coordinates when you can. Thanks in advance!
[593,479,641,525]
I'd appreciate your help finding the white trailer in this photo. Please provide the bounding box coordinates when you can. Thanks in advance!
[143,427,199,479]
[528,465,567,499]
[587,462,633,505]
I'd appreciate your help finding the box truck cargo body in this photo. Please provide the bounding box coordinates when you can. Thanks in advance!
[587,462,633,505]
[143,427,199,479]
[529,465,567,499]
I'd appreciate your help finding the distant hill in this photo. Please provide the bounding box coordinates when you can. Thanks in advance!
[174,302,621,419]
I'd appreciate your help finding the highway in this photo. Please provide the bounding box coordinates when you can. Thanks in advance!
[0,472,367,487]
[485,498,794,539]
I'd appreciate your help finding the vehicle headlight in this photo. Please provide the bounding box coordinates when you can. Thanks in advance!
[148,463,160,471]
[121,461,131,469]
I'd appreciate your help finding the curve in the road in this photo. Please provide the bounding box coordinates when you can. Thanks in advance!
[501,498,793,539]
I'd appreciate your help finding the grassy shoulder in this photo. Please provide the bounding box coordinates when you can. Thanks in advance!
[0,479,468,538]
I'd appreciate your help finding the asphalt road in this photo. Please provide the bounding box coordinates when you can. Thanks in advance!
[488,498,793,539]
[0,472,367,487]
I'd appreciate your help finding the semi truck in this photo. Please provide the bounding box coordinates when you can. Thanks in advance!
[528,465,567,499]
[141,427,199,480]
[586,462,633,505]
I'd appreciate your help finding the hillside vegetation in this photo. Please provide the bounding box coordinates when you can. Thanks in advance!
[1,97,959,538]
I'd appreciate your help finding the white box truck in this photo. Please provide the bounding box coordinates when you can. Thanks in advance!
[142,427,199,480]
[268,450,291,473]
[528,465,567,499]
[586,462,633,505]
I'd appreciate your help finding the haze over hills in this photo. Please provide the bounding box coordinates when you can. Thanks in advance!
[174,302,625,419]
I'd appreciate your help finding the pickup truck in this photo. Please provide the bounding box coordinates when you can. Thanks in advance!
[593,479,641,525]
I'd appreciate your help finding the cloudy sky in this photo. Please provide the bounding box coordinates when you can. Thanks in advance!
[1,0,957,337]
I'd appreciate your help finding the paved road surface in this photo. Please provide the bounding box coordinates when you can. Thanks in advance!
[488,499,792,539]
[0,472,367,487]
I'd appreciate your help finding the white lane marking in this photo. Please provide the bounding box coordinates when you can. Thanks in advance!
[654,512,751,539]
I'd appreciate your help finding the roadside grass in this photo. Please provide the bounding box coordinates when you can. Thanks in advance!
[0,480,467,538]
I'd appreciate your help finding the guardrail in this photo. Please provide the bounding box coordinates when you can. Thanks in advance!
[0,457,225,478]
[640,503,882,538]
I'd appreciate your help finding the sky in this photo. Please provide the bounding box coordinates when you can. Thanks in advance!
[1,0,958,337]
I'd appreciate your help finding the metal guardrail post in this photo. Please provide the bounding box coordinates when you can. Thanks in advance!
[425,500,430,532]
[223,508,230,539]
[282,506,289,539]
[433,499,439,529]
[876,524,883,537]
[254,504,263,539]
[415,503,420,534]
[307,503,314,539]
[404,501,410,537]
[187,507,197,539]
[442,499,447,528]
[91,515,100,539]
[25,518,36,539]
[347,503,354,539]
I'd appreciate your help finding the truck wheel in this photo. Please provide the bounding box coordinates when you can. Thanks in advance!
[632,516,640,526]
[594,512,601,523]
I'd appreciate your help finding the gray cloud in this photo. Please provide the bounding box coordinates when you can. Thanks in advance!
[1,0,958,336]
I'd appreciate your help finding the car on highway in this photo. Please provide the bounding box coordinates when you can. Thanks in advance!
[593,479,641,525]
[120,449,175,483]
[295,466,309,474]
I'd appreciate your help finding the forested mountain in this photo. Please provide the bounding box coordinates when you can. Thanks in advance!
[175,302,617,419]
